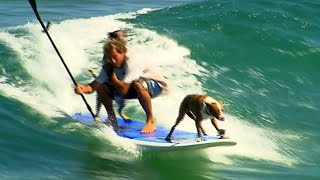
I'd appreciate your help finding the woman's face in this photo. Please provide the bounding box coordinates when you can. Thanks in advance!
[108,48,126,68]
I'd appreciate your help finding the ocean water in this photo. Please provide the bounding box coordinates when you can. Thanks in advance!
[1,0,319,179]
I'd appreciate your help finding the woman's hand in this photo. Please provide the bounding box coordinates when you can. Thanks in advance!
[110,71,118,82]
[75,84,87,94]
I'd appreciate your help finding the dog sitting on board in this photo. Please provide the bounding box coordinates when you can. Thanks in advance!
[165,94,226,142]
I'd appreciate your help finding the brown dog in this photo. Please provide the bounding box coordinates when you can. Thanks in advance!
[165,94,225,142]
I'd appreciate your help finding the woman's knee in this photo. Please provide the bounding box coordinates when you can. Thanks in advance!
[132,81,145,91]
[96,84,111,97]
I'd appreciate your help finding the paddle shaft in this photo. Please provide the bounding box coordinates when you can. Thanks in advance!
[28,0,96,118]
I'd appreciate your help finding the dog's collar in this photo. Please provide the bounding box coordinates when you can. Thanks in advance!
[201,102,213,119]
[203,103,210,115]
[201,96,221,119]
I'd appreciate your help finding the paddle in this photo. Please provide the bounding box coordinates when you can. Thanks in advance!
[28,0,99,121]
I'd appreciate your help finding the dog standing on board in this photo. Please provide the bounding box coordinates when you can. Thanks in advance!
[165,94,226,142]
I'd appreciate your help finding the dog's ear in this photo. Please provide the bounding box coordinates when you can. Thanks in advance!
[205,102,212,108]
[219,100,224,107]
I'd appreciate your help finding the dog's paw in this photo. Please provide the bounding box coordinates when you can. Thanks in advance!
[195,137,202,142]
[164,136,172,142]
[218,129,226,136]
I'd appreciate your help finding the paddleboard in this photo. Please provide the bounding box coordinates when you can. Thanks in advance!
[72,113,237,151]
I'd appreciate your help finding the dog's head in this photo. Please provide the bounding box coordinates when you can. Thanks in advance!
[206,100,224,121]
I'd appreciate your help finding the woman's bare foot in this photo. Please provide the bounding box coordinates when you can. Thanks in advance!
[141,119,156,133]
[120,112,130,121]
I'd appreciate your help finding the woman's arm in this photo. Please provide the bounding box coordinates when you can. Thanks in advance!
[110,72,131,95]
[75,81,101,94]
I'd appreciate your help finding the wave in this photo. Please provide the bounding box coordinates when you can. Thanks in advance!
[0,6,310,166]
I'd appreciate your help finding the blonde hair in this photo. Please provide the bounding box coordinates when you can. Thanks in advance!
[103,39,127,56]
[102,30,127,64]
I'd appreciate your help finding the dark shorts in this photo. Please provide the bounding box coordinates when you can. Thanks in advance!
[105,78,162,99]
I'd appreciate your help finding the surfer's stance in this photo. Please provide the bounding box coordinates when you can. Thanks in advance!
[165,94,225,141]
[92,30,129,120]
[75,39,168,133]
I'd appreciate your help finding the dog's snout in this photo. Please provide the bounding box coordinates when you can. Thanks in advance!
[219,116,225,121]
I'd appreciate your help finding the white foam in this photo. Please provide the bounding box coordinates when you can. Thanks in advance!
[201,114,298,166]
[94,127,141,157]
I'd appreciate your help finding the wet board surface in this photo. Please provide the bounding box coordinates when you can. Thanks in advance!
[72,113,237,151]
